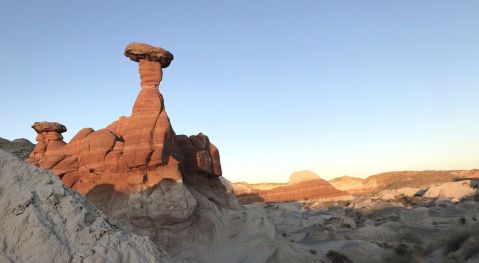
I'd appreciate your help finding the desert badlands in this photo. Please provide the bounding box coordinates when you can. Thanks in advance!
[1,43,479,263]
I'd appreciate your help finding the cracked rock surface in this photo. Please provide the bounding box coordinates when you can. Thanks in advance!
[0,150,173,263]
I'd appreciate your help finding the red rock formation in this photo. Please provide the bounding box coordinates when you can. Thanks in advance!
[28,122,67,169]
[176,133,222,177]
[27,43,221,194]
[236,178,350,203]
[233,171,351,204]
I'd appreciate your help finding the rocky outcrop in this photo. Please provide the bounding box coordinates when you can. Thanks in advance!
[0,150,173,263]
[373,187,423,200]
[423,180,479,202]
[176,133,222,177]
[26,43,220,195]
[0,137,34,160]
[329,176,366,194]
[247,191,479,262]
[24,43,313,262]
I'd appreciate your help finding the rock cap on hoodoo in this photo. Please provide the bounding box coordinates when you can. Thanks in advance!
[32,121,67,133]
[124,42,174,68]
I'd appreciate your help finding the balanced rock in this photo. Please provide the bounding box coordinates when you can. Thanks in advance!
[125,42,174,67]
[31,121,67,133]
[233,171,351,204]
[26,43,220,195]
[28,121,67,169]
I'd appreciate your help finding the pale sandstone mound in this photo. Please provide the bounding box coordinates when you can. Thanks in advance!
[423,180,478,202]
[230,182,258,196]
[373,187,423,200]
[0,137,34,160]
[0,150,173,263]
[231,182,284,196]
[329,175,366,193]
[289,170,321,184]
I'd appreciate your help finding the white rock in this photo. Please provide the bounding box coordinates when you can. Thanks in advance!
[423,181,478,202]
[0,150,174,263]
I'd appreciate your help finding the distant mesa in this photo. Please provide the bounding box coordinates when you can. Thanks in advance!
[233,170,351,204]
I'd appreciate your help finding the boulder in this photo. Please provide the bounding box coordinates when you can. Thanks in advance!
[124,42,174,67]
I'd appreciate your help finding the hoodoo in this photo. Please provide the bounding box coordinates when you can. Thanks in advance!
[27,43,221,194]
[25,43,313,263]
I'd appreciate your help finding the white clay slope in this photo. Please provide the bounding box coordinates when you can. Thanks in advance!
[0,150,174,263]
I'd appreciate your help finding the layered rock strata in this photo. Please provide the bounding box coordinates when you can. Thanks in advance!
[236,178,351,204]
[27,43,221,195]
[233,171,351,204]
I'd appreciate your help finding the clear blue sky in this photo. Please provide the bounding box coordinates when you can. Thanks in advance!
[1,1,478,183]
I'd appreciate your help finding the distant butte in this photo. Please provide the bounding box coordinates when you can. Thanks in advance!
[232,171,351,203]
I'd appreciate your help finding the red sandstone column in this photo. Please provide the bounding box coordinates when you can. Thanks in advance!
[122,43,175,169]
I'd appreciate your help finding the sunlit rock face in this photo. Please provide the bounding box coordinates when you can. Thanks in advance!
[26,43,221,195]
[25,43,314,263]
